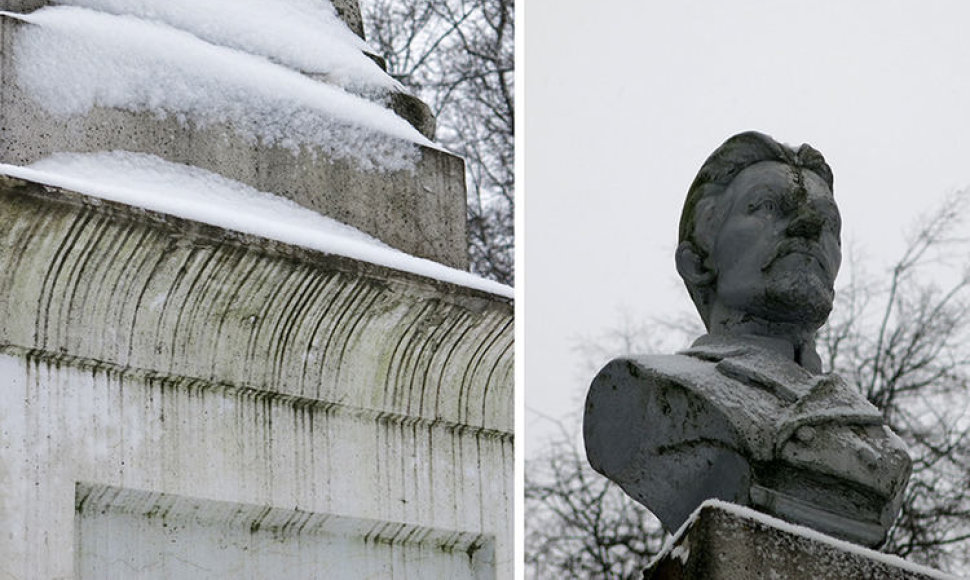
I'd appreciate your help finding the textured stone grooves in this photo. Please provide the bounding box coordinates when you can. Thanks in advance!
[464,317,514,426]
[0,180,513,431]
[387,298,439,412]
[4,349,511,562]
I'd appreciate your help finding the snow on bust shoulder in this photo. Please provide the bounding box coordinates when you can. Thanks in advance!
[0,152,512,299]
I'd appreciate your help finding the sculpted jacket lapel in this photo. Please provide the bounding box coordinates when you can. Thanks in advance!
[681,334,883,457]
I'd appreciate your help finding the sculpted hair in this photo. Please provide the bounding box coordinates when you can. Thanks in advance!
[678,131,834,326]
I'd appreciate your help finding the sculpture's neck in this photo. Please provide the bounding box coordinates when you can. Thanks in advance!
[707,315,823,373]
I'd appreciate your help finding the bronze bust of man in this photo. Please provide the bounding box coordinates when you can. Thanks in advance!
[583,131,911,547]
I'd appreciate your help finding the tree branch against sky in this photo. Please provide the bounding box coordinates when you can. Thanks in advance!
[817,191,970,569]
[362,0,514,285]
[525,417,665,579]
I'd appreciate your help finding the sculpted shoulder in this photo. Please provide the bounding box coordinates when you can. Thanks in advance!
[583,351,764,529]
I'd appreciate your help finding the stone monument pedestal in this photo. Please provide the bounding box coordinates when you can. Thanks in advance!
[0,1,514,577]
[645,501,954,580]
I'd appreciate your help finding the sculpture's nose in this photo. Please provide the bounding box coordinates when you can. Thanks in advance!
[786,209,824,240]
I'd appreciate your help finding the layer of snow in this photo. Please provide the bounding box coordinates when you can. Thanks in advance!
[52,0,401,93]
[4,7,433,172]
[669,544,690,565]
[0,152,512,299]
[650,499,957,579]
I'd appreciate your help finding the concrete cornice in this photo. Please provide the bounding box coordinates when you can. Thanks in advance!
[0,176,513,433]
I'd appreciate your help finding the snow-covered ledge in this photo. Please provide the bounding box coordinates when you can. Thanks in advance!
[0,3,467,268]
[645,500,957,580]
[0,171,511,429]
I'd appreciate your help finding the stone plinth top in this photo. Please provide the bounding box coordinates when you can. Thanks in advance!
[0,2,462,268]
[645,501,956,580]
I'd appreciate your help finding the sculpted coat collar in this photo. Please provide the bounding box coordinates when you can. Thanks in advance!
[676,334,908,544]
[687,331,824,373]
[679,333,884,459]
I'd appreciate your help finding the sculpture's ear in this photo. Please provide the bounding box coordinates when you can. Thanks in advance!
[675,241,715,287]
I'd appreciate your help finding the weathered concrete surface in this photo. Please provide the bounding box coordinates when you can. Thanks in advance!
[76,484,495,578]
[0,11,466,269]
[332,0,365,39]
[1,352,510,578]
[387,91,438,140]
[0,176,511,430]
[645,502,955,580]
[0,0,44,11]
[0,177,513,578]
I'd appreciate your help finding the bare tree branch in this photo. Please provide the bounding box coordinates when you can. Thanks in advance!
[363,0,514,284]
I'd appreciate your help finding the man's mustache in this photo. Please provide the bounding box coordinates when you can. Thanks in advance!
[761,238,836,280]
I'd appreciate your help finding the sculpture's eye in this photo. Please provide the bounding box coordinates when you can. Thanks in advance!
[750,199,779,214]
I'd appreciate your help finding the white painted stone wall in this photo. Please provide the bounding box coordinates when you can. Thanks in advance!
[0,347,509,578]
[0,180,513,578]
[76,485,494,579]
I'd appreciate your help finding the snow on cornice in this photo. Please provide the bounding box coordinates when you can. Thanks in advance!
[0,152,513,299]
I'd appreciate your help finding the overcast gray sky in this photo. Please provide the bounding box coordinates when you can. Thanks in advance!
[524,0,970,453]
